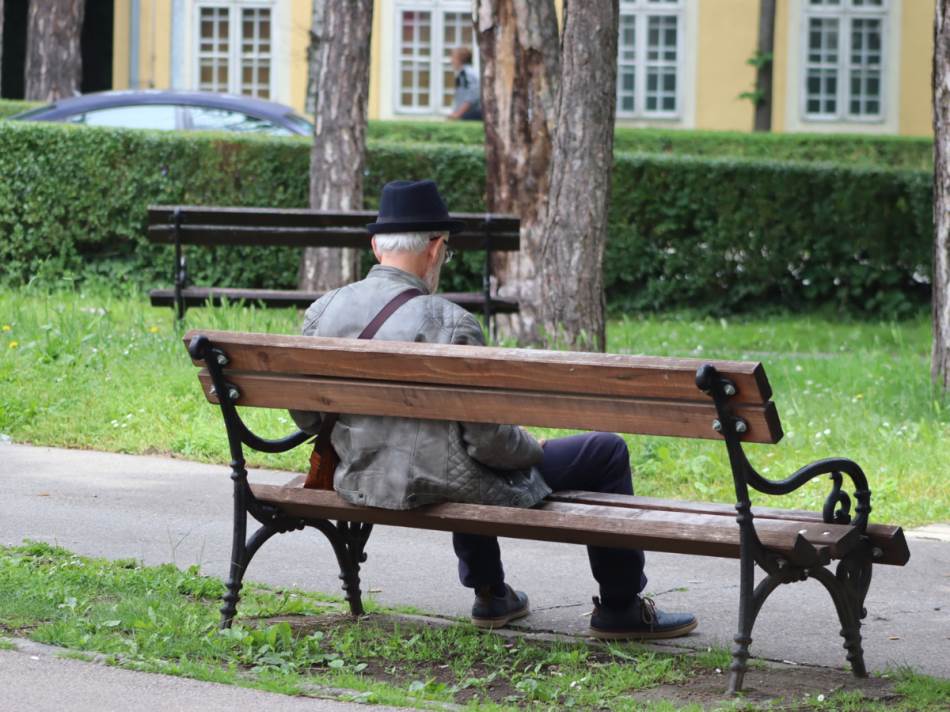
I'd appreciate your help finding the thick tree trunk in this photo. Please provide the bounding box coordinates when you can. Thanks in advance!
[299,0,373,292]
[754,0,776,132]
[476,0,560,344]
[25,0,85,102]
[934,0,950,392]
[538,0,618,352]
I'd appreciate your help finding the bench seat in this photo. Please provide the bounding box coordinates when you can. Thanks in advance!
[149,286,520,314]
[251,481,867,567]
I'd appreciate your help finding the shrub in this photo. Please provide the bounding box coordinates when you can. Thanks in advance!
[0,120,933,316]
[0,100,42,119]
[368,120,933,171]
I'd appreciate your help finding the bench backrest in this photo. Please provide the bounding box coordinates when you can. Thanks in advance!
[185,330,783,444]
[149,206,520,251]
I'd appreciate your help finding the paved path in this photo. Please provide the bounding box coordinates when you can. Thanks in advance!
[2,443,948,681]
[0,643,409,712]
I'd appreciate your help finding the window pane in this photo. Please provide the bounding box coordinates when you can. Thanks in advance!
[240,8,272,99]
[848,17,882,116]
[197,6,229,93]
[616,14,636,115]
[645,15,677,114]
[804,17,839,116]
[397,10,432,110]
[77,105,178,130]
[442,11,475,110]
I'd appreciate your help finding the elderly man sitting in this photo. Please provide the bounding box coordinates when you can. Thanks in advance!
[291,179,697,638]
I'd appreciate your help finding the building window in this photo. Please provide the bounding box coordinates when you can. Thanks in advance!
[394,2,476,114]
[196,3,273,99]
[802,0,885,121]
[616,0,683,119]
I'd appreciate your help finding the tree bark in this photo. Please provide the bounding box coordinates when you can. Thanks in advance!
[476,0,560,344]
[299,0,373,292]
[933,0,950,392]
[1,0,5,88]
[754,0,776,132]
[538,0,618,352]
[25,0,86,102]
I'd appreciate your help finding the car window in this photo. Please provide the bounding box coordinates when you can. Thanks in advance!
[68,104,179,130]
[284,113,314,135]
[187,107,291,135]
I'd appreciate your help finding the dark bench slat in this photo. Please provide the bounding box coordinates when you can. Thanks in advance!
[541,501,860,560]
[153,289,520,314]
[148,224,520,251]
[183,330,774,404]
[197,370,782,443]
[548,490,909,566]
[148,205,520,233]
[249,484,828,566]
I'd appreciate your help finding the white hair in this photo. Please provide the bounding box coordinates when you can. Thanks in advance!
[373,231,444,254]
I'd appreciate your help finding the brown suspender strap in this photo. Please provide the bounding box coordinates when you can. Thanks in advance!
[304,287,423,489]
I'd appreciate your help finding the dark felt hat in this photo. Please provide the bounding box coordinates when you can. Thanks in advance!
[366,180,465,235]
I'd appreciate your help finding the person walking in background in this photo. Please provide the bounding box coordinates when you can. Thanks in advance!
[448,47,481,121]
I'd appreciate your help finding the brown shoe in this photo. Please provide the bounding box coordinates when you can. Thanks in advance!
[471,584,530,629]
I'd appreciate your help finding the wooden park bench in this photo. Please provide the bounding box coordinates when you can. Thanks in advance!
[148,205,519,334]
[184,330,909,694]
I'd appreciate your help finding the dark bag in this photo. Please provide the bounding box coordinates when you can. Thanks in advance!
[303,287,422,489]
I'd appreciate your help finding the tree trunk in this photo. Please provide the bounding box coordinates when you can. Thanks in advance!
[538,0,618,352]
[299,0,373,292]
[934,0,950,392]
[476,0,560,344]
[25,0,85,102]
[0,0,5,88]
[754,0,776,132]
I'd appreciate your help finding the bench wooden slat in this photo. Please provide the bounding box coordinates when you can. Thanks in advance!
[153,289,520,314]
[249,484,829,566]
[548,491,909,566]
[540,501,860,559]
[148,224,520,251]
[183,330,775,405]
[148,205,520,233]
[196,370,782,443]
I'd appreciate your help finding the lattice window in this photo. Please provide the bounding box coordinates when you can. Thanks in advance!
[394,2,477,115]
[803,0,885,121]
[617,0,683,119]
[196,3,273,99]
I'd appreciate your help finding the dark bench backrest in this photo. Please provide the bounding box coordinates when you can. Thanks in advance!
[184,330,783,444]
[149,206,520,251]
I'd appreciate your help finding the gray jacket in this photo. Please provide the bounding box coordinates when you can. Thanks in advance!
[290,265,551,511]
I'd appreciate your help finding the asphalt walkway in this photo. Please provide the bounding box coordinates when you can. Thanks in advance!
[1,443,947,688]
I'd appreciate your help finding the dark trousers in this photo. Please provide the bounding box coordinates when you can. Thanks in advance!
[453,432,647,604]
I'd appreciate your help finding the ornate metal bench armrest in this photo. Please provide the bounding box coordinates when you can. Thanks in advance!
[188,334,313,455]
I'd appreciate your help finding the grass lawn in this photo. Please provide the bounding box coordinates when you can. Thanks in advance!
[2,541,947,711]
[0,287,947,527]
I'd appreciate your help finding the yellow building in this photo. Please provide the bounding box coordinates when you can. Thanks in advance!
[111,0,934,137]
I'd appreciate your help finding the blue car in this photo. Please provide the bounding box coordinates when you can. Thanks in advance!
[9,89,314,137]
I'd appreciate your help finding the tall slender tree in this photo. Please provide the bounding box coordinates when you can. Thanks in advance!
[299,0,373,292]
[934,0,950,392]
[475,0,560,344]
[538,0,619,351]
[25,0,85,102]
[753,0,776,131]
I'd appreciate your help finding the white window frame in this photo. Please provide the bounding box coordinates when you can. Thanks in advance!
[192,0,277,100]
[800,0,889,123]
[391,0,479,117]
[616,0,685,121]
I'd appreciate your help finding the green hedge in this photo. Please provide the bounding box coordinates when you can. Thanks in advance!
[369,120,933,171]
[0,100,41,119]
[0,120,933,316]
